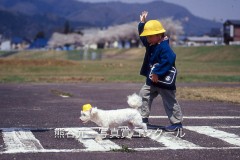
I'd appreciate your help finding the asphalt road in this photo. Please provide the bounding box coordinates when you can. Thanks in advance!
[0,83,239,160]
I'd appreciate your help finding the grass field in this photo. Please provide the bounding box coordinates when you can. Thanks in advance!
[0,45,239,103]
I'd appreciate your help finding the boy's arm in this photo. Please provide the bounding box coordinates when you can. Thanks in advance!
[138,11,149,47]
[138,23,148,46]
[151,44,176,77]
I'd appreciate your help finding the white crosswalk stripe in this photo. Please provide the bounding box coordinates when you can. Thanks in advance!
[62,128,121,151]
[2,128,44,153]
[146,130,202,149]
[185,126,240,147]
[150,116,240,119]
[0,126,240,154]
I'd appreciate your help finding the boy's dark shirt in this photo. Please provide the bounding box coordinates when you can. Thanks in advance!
[138,22,177,90]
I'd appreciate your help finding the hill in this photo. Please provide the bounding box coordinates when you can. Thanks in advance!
[0,0,221,38]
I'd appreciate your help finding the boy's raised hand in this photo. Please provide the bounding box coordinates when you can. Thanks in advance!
[140,11,148,23]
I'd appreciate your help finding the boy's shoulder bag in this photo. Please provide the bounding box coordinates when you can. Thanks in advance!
[149,63,177,87]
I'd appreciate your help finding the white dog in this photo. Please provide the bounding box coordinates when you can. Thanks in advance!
[79,93,147,139]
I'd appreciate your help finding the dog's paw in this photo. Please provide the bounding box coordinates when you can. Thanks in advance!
[126,136,132,139]
[126,134,133,139]
[140,132,147,138]
[95,135,103,142]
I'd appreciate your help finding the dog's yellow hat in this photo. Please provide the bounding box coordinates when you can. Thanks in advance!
[82,104,92,111]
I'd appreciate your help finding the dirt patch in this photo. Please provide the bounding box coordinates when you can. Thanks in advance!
[50,89,74,97]
[38,76,106,83]
[177,87,240,104]
[0,59,77,66]
[102,48,143,60]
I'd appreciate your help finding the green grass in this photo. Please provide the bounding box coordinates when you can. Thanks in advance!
[0,45,239,83]
[174,45,240,82]
[0,75,26,83]
[1,46,239,103]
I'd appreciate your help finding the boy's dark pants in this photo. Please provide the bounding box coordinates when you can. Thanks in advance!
[139,84,183,124]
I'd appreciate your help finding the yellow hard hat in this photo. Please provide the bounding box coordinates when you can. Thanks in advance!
[140,20,166,37]
[82,104,92,111]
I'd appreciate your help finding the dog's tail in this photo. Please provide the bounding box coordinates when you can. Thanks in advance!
[127,93,142,109]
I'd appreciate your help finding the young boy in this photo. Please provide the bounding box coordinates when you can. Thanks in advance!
[138,11,183,131]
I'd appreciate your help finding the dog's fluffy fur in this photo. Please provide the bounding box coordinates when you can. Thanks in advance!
[79,93,147,138]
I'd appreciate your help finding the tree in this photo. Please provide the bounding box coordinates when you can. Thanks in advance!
[160,17,184,41]
[34,31,45,40]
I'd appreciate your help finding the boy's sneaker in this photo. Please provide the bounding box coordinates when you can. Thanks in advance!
[164,123,183,132]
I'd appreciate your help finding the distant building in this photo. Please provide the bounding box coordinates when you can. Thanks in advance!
[0,40,11,51]
[223,20,240,45]
[183,36,221,46]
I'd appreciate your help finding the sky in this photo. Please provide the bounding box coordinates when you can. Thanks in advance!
[79,0,240,22]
